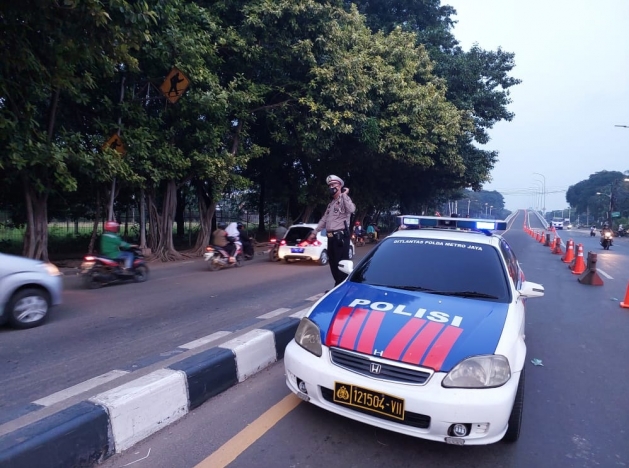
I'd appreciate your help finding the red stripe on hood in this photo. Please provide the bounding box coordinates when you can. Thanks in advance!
[421,326,464,371]
[355,310,386,354]
[400,321,445,365]
[338,308,369,349]
[382,318,427,361]
[325,306,354,347]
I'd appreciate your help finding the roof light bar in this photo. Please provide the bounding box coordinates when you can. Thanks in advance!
[396,215,507,232]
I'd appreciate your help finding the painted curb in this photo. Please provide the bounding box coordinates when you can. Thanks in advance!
[0,317,301,468]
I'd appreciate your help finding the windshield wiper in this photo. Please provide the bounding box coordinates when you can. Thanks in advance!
[429,291,499,299]
[370,284,436,292]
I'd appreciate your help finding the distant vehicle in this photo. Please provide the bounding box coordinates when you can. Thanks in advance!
[565,223,573,229]
[551,218,564,230]
[276,223,354,265]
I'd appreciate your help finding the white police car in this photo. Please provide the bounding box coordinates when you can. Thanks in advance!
[284,216,544,445]
[276,223,354,265]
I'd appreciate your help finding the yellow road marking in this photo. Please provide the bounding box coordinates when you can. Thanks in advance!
[195,393,302,468]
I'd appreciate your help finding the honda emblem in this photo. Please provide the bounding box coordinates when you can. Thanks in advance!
[369,363,382,375]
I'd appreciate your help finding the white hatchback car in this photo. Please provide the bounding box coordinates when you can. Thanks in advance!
[0,253,63,329]
[276,223,354,265]
[284,216,544,445]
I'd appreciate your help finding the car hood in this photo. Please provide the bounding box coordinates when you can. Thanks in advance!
[0,253,44,274]
[309,282,509,372]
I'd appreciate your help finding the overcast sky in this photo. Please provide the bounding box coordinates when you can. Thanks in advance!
[444,0,629,213]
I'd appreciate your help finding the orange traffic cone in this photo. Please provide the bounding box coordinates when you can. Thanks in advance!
[620,281,629,308]
[539,231,545,244]
[562,240,575,263]
[549,237,556,251]
[571,244,586,275]
[552,238,563,255]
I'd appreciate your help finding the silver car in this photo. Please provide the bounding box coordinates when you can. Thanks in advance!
[0,253,63,329]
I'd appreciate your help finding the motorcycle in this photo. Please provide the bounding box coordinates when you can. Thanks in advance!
[204,241,244,270]
[351,232,365,247]
[601,231,613,250]
[81,247,149,289]
[366,232,379,244]
[268,237,282,262]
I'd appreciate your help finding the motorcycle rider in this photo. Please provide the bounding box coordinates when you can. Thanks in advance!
[353,221,365,242]
[100,221,134,272]
[366,223,378,241]
[590,225,597,237]
[601,223,614,243]
[275,221,288,240]
[211,222,236,263]
[237,222,254,259]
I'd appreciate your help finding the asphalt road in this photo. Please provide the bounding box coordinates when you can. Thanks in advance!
[0,245,371,425]
[99,210,629,468]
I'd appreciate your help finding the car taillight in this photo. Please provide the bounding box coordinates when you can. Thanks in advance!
[84,256,95,261]
[206,246,213,251]
[270,238,277,243]
[280,240,286,245]
[311,240,322,246]
[298,241,309,247]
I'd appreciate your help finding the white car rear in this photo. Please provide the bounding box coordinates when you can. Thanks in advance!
[276,224,354,265]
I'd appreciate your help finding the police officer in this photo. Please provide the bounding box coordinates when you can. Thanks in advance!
[310,175,356,286]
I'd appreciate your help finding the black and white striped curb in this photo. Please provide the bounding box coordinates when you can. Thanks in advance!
[0,316,301,468]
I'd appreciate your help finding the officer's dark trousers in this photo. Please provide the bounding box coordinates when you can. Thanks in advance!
[328,232,351,286]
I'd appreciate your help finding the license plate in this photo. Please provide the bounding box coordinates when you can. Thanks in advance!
[291,248,304,253]
[333,382,405,420]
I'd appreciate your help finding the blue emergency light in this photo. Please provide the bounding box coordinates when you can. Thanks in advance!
[396,215,507,232]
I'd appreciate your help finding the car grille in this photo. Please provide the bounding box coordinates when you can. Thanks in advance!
[330,348,431,385]
[320,387,431,429]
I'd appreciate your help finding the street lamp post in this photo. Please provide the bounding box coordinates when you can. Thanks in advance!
[533,173,546,214]
[489,205,493,216]
[485,203,488,216]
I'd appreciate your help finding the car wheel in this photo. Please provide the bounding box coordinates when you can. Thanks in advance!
[503,367,525,443]
[236,254,244,267]
[348,246,354,260]
[7,288,50,329]
[319,250,329,265]
[133,265,149,282]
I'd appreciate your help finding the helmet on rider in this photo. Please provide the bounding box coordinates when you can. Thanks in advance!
[104,221,120,233]
[218,222,227,230]
[603,223,609,228]
[237,222,244,229]
[355,221,360,226]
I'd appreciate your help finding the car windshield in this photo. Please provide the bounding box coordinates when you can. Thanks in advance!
[285,227,315,244]
[349,236,511,303]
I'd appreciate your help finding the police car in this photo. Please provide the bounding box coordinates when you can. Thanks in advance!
[284,216,544,445]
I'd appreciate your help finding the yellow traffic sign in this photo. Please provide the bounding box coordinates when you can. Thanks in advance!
[103,134,125,155]
[160,67,190,104]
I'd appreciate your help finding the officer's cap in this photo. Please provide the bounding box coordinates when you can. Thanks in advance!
[326,174,344,186]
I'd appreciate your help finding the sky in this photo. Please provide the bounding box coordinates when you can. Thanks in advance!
[444,0,629,213]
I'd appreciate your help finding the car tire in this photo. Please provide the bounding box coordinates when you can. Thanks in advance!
[503,367,525,443]
[133,265,149,282]
[319,250,329,265]
[7,288,50,329]
[83,269,103,289]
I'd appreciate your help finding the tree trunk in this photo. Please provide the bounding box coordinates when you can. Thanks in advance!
[139,188,147,249]
[302,204,315,224]
[22,175,49,261]
[257,179,266,234]
[191,180,216,255]
[148,180,188,261]
[175,187,185,238]
[88,190,102,254]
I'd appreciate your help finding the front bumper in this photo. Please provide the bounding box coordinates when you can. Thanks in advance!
[284,340,520,445]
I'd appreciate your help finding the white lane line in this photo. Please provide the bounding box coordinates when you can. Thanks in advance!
[290,308,310,319]
[306,293,324,302]
[598,268,613,280]
[257,308,291,319]
[180,331,233,350]
[33,370,129,407]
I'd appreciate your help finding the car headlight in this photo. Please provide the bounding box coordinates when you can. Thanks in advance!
[442,355,511,388]
[295,317,322,357]
[40,263,62,277]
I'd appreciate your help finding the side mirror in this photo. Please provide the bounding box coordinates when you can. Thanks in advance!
[518,281,544,299]
[338,260,354,275]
